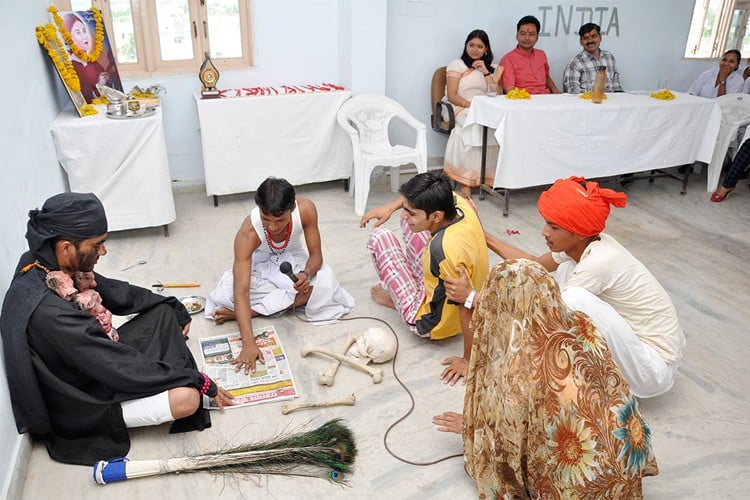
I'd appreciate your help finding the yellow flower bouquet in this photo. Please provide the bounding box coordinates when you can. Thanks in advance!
[506,87,531,100]
[650,89,676,100]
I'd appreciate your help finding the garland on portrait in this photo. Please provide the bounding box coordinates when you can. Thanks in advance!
[35,6,106,116]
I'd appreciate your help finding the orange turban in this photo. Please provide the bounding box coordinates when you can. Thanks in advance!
[538,176,627,236]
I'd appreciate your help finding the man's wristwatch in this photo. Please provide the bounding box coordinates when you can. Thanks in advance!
[464,289,477,309]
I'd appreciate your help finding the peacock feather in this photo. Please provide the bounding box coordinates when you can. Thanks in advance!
[93,419,358,486]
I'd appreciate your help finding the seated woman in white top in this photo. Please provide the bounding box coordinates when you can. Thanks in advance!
[442,29,503,199]
[688,49,744,97]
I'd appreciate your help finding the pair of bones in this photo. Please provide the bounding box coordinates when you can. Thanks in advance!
[283,328,397,414]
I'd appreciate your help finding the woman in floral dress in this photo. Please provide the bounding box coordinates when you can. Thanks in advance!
[435,259,658,499]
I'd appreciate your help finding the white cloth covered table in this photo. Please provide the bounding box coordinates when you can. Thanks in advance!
[50,105,176,232]
[462,92,721,189]
[193,91,353,198]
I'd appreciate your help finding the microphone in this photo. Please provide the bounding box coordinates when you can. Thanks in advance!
[279,261,298,283]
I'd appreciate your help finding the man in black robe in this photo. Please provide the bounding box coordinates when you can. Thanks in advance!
[0,193,233,465]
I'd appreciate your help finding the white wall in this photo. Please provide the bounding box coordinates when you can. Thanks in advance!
[0,0,718,496]
[0,2,72,498]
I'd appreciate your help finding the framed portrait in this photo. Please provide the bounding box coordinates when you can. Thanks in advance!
[39,7,123,116]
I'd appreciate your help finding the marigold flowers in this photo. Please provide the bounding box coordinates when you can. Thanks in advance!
[36,22,81,93]
[651,89,675,100]
[505,87,531,99]
[80,104,99,116]
[579,91,607,100]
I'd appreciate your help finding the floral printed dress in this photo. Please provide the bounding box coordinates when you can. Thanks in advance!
[463,259,658,499]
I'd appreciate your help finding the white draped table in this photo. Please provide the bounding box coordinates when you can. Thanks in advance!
[463,92,721,213]
[193,91,353,204]
[50,105,176,233]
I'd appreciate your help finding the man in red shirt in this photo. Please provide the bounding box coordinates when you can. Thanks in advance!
[500,15,560,95]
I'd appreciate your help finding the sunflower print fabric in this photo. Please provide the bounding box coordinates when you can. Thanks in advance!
[463,259,658,499]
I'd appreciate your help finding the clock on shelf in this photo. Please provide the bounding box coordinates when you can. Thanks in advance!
[199,52,221,99]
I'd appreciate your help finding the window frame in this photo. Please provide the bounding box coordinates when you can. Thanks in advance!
[684,0,750,59]
[54,0,252,76]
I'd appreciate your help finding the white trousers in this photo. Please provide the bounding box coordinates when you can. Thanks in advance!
[555,263,677,398]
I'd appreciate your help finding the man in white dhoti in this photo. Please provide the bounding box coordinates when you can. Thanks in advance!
[205,177,356,372]
[444,177,685,398]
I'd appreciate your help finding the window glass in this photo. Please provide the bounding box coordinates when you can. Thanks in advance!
[110,0,137,63]
[207,0,242,58]
[155,0,194,61]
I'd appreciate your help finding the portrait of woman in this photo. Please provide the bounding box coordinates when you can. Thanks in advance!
[59,10,122,104]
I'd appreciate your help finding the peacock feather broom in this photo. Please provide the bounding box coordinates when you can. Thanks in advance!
[93,419,357,485]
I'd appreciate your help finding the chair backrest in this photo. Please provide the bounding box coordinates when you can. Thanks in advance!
[430,66,454,135]
[337,93,414,153]
[716,93,750,127]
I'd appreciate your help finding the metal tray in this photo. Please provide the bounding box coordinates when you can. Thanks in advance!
[106,107,156,120]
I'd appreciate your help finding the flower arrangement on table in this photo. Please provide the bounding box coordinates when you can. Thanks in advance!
[505,87,531,99]
[579,90,607,100]
[650,89,675,100]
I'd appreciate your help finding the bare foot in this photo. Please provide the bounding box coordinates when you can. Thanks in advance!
[370,285,395,309]
[459,186,472,200]
[212,306,236,324]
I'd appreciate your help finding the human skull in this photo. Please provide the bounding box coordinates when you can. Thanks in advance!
[348,327,397,364]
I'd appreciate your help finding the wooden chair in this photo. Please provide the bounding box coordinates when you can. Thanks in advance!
[431,66,454,136]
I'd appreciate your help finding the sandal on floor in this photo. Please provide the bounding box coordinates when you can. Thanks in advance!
[710,186,735,203]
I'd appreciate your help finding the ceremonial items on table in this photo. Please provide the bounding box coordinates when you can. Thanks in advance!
[199,52,221,99]
[93,419,357,485]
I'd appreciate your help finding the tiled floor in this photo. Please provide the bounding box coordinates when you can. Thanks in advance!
[19,170,750,499]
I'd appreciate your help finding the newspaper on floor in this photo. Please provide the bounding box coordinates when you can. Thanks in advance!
[199,325,298,409]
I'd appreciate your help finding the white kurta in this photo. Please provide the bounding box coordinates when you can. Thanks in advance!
[552,234,684,398]
[206,206,355,321]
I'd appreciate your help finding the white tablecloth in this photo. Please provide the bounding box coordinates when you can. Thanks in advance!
[463,92,722,189]
[193,91,353,197]
[50,106,176,232]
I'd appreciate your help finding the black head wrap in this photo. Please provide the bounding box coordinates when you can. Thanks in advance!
[25,192,108,267]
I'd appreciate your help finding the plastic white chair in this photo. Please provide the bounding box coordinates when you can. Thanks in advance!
[336,93,427,215]
[707,93,750,191]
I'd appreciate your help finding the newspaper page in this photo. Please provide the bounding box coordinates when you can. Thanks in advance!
[199,325,298,409]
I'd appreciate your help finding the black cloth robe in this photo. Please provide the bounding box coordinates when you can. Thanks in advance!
[0,251,211,465]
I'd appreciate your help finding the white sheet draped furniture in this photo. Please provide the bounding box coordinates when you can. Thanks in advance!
[463,91,722,198]
[50,105,176,233]
[193,91,353,204]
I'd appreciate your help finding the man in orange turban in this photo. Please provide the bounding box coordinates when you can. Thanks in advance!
[444,176,685,398]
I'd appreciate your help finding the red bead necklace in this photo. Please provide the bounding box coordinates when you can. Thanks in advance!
[264,222,292,255]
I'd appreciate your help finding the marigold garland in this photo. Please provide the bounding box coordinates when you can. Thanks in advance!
[35,23,81,93]
[49,5,104,63]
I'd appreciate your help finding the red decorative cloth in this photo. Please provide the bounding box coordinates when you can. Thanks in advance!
[538,176,627,236]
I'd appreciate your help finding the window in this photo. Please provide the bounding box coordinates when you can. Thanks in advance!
[685,0,750,58]
[54,0,252,74]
